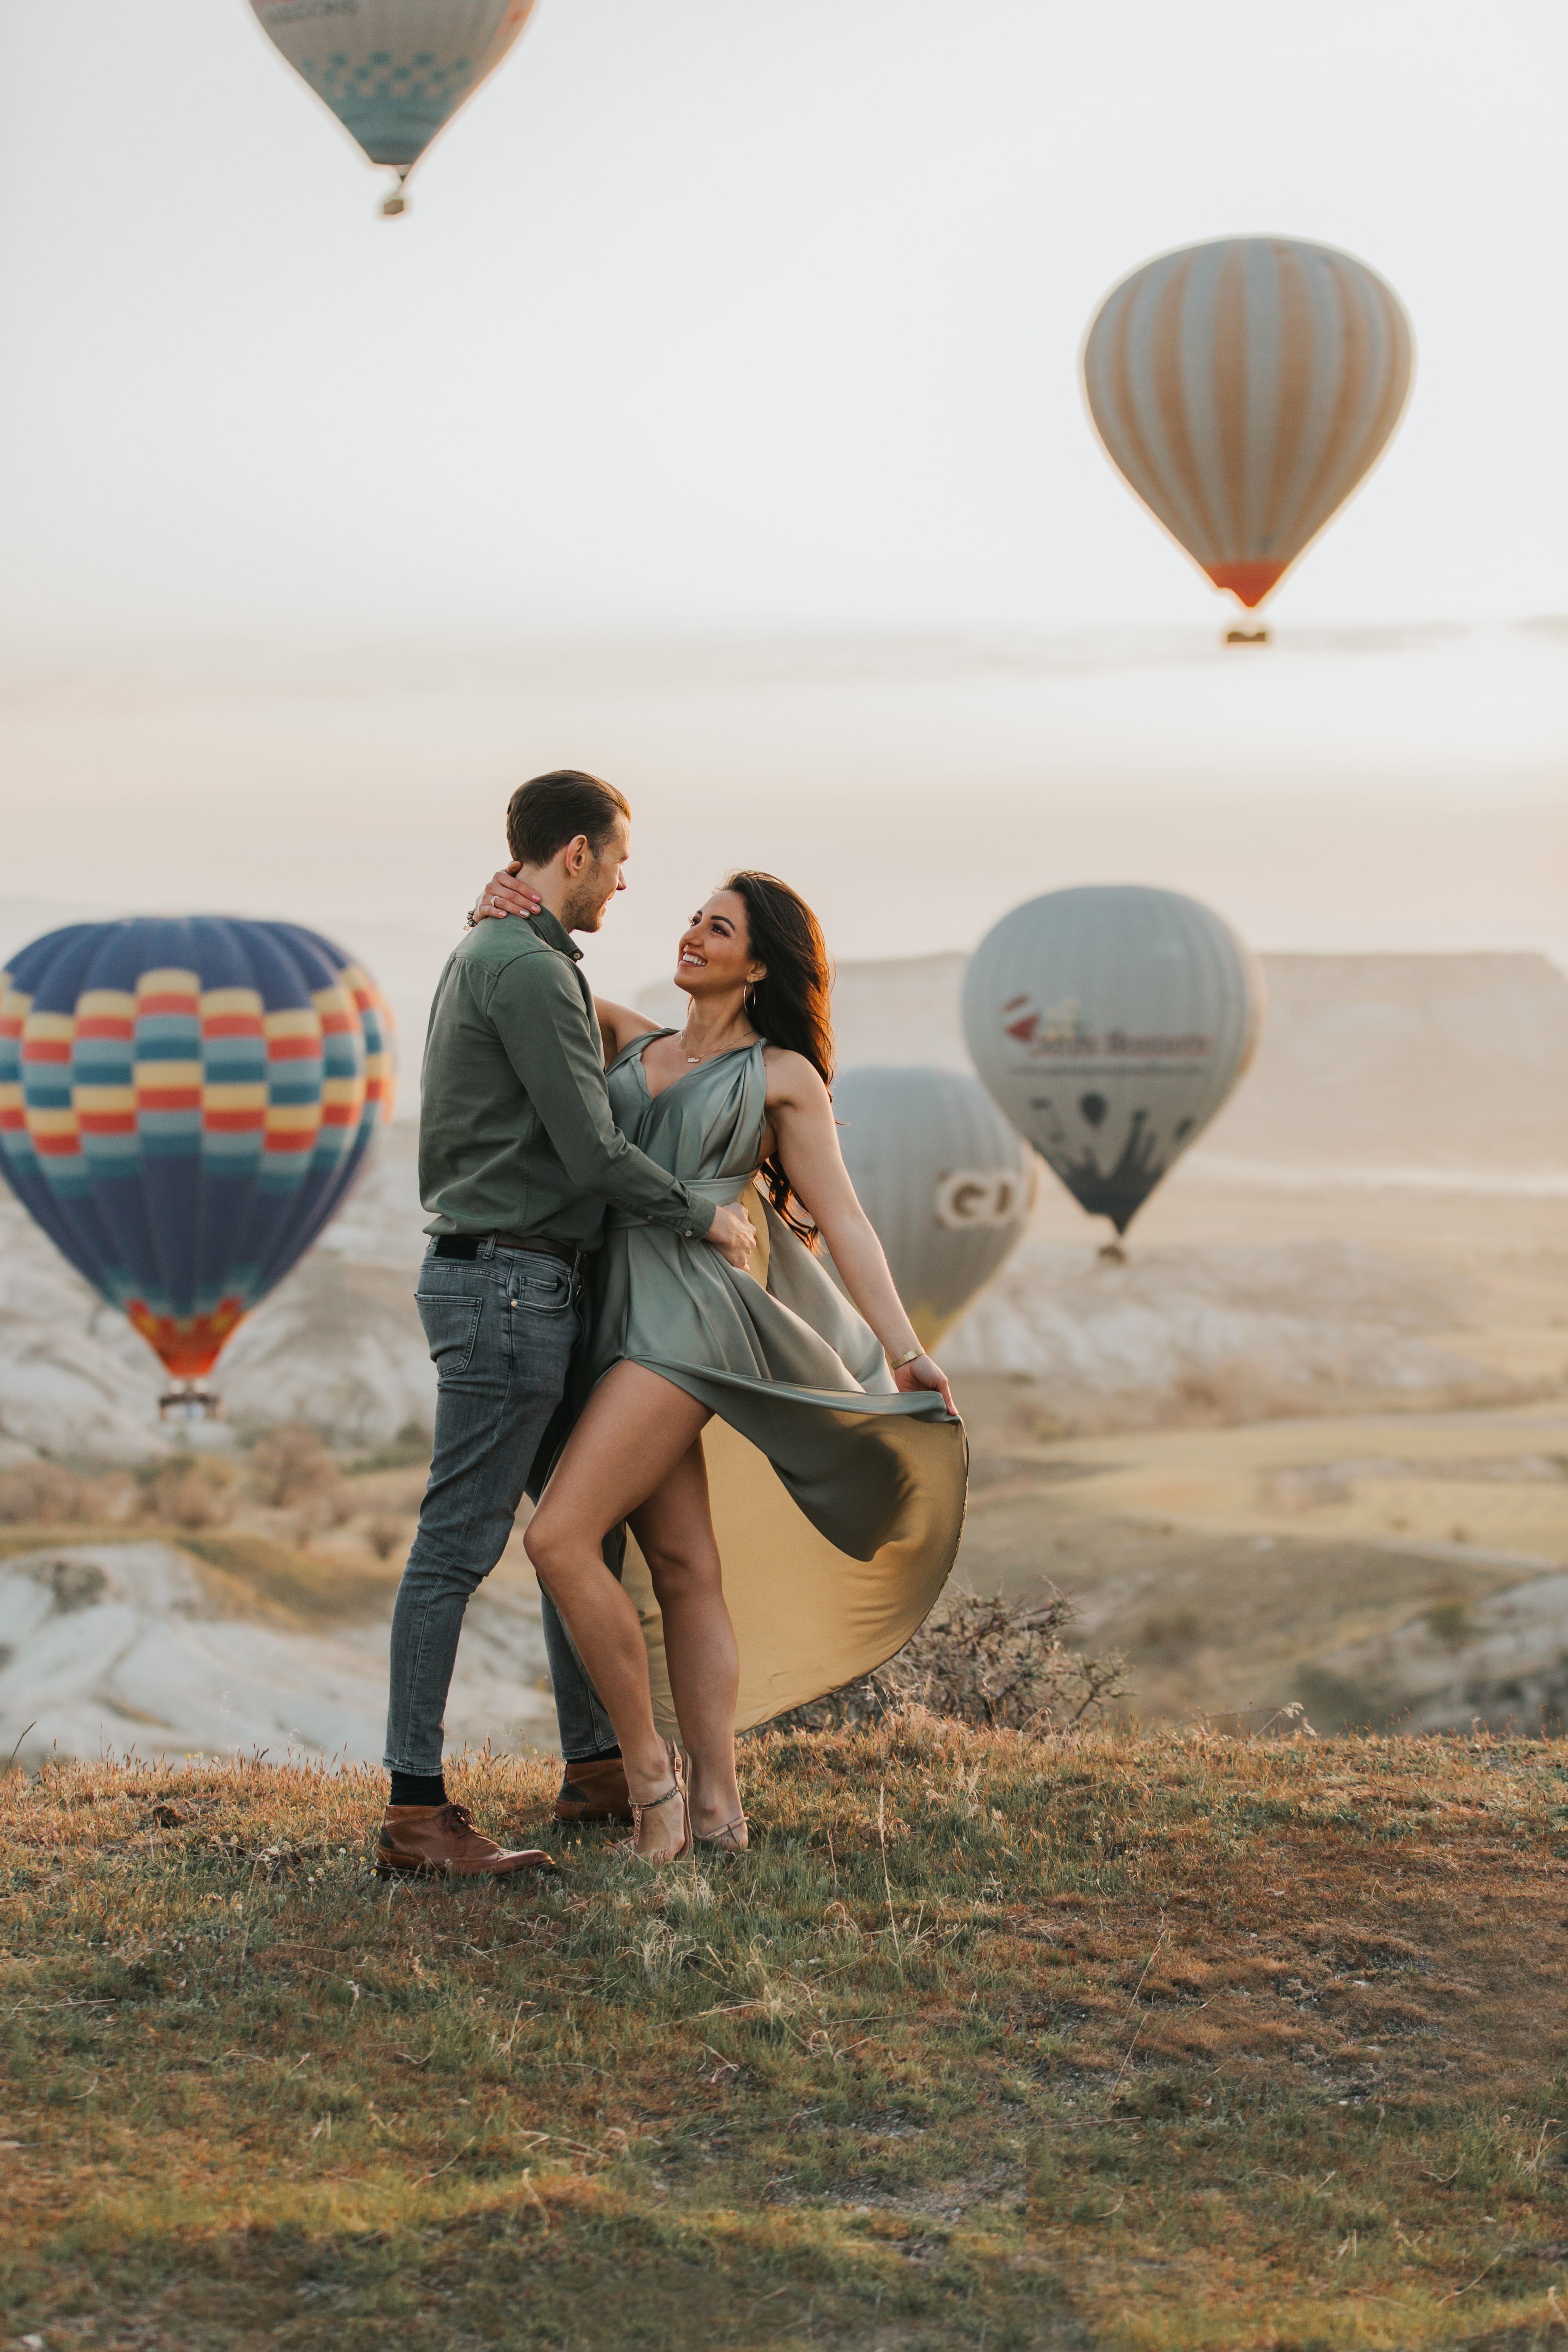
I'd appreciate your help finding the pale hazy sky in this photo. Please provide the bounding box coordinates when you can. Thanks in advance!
[0,2,1563,1018]
[2,0,1565,636]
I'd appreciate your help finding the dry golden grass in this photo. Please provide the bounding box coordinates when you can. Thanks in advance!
[2,1724,1566,2350]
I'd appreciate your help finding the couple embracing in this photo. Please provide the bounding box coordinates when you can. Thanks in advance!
[378,770,967,1875]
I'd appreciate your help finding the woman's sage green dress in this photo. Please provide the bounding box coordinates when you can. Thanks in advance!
[580,1031,968,1735]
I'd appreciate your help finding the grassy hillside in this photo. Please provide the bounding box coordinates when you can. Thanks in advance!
[3,1725,1566,2350]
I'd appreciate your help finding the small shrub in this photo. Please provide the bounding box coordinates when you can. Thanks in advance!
[300,1486,355,1537]
[1140,1608,1202,1658]
[133,1454,237,1531]
[773,1585,1130,1733]
[365,1517,407,1562]
[1426,1595,1474,1649]
[0,1462,93,1525]
[245,1424,342,1513]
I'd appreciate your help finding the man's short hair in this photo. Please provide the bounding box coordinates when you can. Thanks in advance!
[506,771,630,867]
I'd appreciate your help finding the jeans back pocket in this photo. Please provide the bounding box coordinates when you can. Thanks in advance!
[416,1291,484,1381]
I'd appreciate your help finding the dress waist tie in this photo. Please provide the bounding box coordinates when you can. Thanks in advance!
[605,1174,754,1234]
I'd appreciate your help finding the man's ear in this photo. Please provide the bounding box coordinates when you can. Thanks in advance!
[560,833,591,875]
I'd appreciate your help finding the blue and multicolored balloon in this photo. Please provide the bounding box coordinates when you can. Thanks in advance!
[0,920,394,1390]
[248,0,541,214]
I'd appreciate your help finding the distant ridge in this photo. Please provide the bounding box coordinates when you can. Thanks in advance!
[639,949,1568,1167]
[1213,953,1568,1165]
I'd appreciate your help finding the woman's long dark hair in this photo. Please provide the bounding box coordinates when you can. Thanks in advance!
[725,870,834,1244]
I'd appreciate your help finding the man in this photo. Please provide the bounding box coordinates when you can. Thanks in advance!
[377,770,755,1879]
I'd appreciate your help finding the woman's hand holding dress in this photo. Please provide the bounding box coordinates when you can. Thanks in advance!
[890,1352,958,1415]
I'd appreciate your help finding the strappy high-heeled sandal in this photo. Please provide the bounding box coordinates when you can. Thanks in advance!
[695,1815,749,1858]
[628,1741,691,1866]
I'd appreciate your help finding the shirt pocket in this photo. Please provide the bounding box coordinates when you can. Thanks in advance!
[416,1290,484,1380]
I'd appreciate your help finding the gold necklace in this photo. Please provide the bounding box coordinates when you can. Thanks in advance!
[680,1020,754,1065]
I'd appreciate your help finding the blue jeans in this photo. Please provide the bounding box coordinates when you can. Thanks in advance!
[383,1239,617,1774]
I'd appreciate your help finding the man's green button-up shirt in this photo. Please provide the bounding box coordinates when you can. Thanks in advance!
[418,910,715,1250]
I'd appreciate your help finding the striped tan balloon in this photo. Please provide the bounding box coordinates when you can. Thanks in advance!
[1083,237,1413,609]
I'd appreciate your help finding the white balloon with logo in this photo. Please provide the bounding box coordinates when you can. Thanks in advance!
[962,885,1264,1239]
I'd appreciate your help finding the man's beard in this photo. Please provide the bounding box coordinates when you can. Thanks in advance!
[562,878,610,933]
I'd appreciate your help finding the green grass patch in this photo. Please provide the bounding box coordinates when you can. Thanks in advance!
[1,1726,1566,2347]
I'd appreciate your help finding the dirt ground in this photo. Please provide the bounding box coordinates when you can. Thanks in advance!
[948,1163,1568,1733]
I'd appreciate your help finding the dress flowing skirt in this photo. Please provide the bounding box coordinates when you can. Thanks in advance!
[582,1177,969,1735]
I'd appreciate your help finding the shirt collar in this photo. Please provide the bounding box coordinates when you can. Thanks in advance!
[526,908,584,963]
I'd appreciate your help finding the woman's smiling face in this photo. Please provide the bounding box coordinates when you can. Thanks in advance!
[675,891,764,1000]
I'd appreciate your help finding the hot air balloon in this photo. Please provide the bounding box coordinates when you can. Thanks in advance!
[248,0,539,215]
[828,1066,1036,1347]
[962,888,1263,1250]
[1082,238,1412,634]
[0,919,395,1414]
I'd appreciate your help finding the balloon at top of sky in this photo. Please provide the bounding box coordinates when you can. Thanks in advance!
[1082,236,1413,612]
[827,1065,1036,1349]
[247,0,540,212]
[962,887,1264,1239]
[0,917,394,1396]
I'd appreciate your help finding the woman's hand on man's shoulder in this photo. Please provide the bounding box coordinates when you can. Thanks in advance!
[469,864,543,926]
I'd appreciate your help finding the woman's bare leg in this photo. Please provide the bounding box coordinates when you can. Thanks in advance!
[628,1447,744,1842]
[524,1362,711,1857]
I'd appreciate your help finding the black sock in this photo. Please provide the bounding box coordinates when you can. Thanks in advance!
[390,1771,448,1808]
[564,1746,621,1769]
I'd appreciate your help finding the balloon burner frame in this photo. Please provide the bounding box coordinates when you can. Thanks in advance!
[159,1382,223,1426]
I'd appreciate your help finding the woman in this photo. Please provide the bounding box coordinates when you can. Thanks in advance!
[481,870,967,1863]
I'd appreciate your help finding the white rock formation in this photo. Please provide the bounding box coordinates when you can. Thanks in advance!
[940,1236,1490,1401]
[0,1539,555,1771]
[1320,1569,1568,1735]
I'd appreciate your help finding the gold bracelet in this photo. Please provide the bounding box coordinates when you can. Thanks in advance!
[889,1346,922,1370]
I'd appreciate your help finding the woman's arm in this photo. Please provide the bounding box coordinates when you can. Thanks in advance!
[763,1053,956,1414]
[593,997,663,1065]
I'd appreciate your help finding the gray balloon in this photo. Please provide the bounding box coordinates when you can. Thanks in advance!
[962,886,1264,1235]
[829,1065,1036,1345]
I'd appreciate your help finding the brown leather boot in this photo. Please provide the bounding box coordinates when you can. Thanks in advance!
[553,1755,634,1825]
[375,1800,556,1879]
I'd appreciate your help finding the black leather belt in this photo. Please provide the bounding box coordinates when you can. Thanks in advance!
[432,1232,582,1267]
